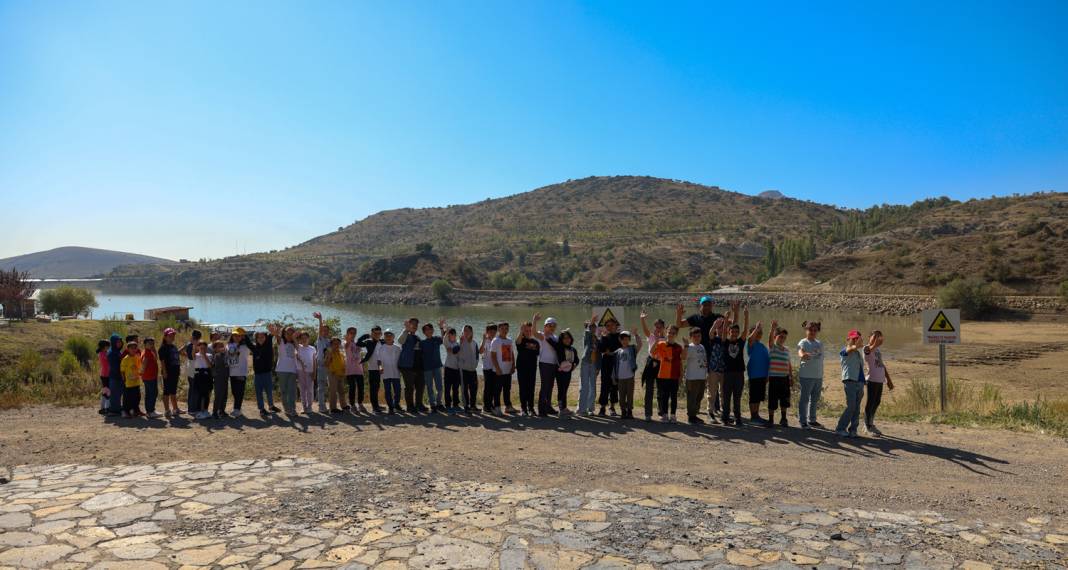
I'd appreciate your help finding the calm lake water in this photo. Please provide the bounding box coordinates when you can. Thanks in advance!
[84,289,926,359]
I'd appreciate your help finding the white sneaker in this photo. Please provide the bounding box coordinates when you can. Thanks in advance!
[196,411,211,420]
[659,413,668,421]
[147,412,162,419]
[230,409,243,418]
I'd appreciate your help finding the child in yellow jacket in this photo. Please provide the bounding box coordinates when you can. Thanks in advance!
[325,337,347,413]
[120,341,143,418]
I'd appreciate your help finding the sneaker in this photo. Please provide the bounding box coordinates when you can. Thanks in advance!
[723,417,735,425]
[231,409,243,418]
[610,407,618,417]
[547,407,558,415]
[163,411,172,419]
[835,429,849,437]
[318,405,328,414]
[847,431,860,438]
[645,413,653,421]
[689,416,705,424]
[98,408,106,415]
[358,404,366,412]
[659,413,668,422]
[868,424,883,436]
[801,422,811,429]
[809,420,824,429]
[259,408,269,417]
[669,414,677,423]
[505,406,518,414]
[779,417,789,427]
[211,412,220,420]
[148,411,162,419]
[709,416,721,425]
[495,407,504,417]
[219,411,230,418]
[734,417,744,426]
[122,411,132,419]
[174,409,185,415]
[342,405,352,411]
[751,414,765,423]
[331,408,343,414]
[598,407,607,417]
[269,406,281,413]
[198,411,212,420]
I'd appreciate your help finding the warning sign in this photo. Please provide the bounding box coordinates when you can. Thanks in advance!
[593,306,625,329]
[921,308,961,345]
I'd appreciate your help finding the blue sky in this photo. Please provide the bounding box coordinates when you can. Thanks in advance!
[1,0,1065,260]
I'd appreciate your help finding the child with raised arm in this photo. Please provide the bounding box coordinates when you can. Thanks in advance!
[650,325,683,423]
[639,309,666,422]
[443,327,462,413]
[555,329,579,415]
[343,326,364,412]
[863,331,894,436]
[191,341,213,419]
[706,317,727,425]
[295,331,317,415]
[797,320,824,429]
[357,326,383,413]
[766,323,793,428]
[532,314,560,417]
[578,312,600,416]
[515,320,540,416]
[835,329,866,437]
[313,313,331,414]
[721,302,749,426]
[420,320,447,413]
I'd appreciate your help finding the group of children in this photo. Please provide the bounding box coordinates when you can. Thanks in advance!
[97,299,894,436]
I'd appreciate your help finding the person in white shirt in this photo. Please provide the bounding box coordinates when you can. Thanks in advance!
[294,332,317,414]
[374,330,403,414]
[683,328,709,424]
[489,323,515,417]
[532,314,560,417]
[226,328,252,417]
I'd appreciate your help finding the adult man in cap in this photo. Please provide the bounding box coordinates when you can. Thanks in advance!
[532,314,559,416]
[675,296,726,421]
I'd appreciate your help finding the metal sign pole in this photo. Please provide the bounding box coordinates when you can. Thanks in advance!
[939,343,947,412]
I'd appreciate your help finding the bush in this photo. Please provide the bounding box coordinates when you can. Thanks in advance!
[937,278,997,319]
[1060,281,1068,303]
[431,279,454,300]
[591,283,608,292]
[58,351,80,376]
[64,336,94,369]
[16,349,42,380]
[39,286,98,316]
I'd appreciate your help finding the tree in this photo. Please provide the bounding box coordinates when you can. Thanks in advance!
[39,286,98,317]
[431,279,454,300]
[0,268,36,320]
[937,278,997,319]
[1059,280,1068,303]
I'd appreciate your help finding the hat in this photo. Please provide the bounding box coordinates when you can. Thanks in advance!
[620,330,631,337]
[110,333,122,343]
[163,328,177,336]
[233,327,247,335]
[699,295,713,305]
[847,329,862,339]
[383,328,394,334]
[544,317,557,326]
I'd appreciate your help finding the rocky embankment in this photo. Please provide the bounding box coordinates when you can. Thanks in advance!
[316,285,1065,316]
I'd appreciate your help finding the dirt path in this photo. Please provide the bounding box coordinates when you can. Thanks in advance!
[2,407,1065,525]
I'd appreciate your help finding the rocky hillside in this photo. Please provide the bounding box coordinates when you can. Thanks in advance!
[103,176,1068,295]
[0,246,174,278]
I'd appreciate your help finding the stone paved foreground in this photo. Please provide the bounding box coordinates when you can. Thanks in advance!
[0,459,1064,569]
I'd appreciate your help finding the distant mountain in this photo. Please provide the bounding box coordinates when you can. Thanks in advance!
[104,177,1068,295]
[0,246,175,278]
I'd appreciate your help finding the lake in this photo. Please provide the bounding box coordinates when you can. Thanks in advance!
[83,289,926,358]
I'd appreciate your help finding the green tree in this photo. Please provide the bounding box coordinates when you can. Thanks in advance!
[39,286,98,317]
[938,278,997,319]
[431,279,454,300]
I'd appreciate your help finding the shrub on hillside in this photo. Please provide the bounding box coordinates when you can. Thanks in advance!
[431,279,454,300]
[58,351,80,376]
[64,336,94,369]
[1060,280,1068,303]
[591,283,608,292]
[937,278,997,319]
[16,349,42,381]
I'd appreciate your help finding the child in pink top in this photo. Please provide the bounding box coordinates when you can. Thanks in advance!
[97,340,110,415]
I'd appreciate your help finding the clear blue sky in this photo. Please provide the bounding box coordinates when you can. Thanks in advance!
[2,0,1065,260]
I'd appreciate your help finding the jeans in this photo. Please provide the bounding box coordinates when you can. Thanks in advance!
[108,375,124,413]
[657,378,678,415]
[346,373,364,407]
[213,374,229,414]
[496,373,514,409]
[722,371,744,421]
[537,362,557,414]
[598,354,618,408]
[316,368,328,409]
[482,370,498,410]
[443,367,461,408]
[865,381,885,426]
[401,368,424,411]
[424,368,443,407]
[618,377,635,412]
[555,370,573,409]
[143,380,158,414]
[277,371,298,414]
[579,360,599,413]
[185,376,196,411]
[517,365,537,413]
[685,379,706,418]
[384,378,401,410]
[327,373,346,410]
[230,376,246,410]
[798,376,823,425]
[641,358,660,418]
[836,380,865,434]
[254,372,275,410]
[461,369,478,409]
[366,370,381,410]
[706,371,723,417]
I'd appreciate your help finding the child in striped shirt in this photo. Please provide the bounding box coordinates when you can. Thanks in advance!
[766,321,793,428]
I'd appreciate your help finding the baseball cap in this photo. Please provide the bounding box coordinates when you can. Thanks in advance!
[234,327,247,335]
[699,296,713,305]
[847,329,862,339]
[163,328,177,336]
[544,317,557,326]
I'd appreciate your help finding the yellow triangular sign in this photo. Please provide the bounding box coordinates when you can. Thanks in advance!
[598,307,618,327]
[928,310,955,332]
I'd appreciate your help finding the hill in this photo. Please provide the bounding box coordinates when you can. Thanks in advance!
[0,246,174,278]
[103,177,1068,295]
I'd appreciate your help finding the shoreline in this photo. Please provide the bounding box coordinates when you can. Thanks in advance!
[314,285,1065,317]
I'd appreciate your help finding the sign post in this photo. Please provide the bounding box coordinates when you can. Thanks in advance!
[921,308,961,412]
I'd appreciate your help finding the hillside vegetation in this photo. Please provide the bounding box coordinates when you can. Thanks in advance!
[104,176,1068,295]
